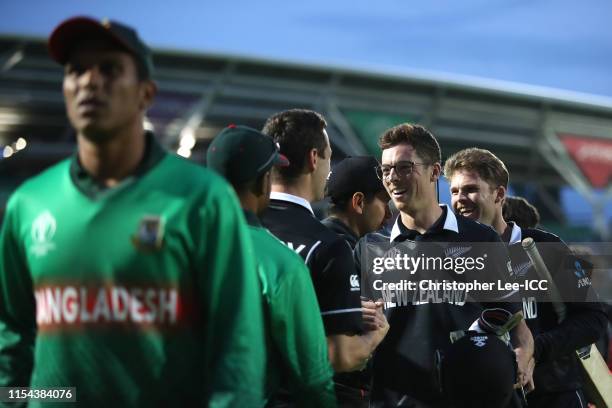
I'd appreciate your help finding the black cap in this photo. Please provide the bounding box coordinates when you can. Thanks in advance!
[326,156,386,203]
[48,16,154,79]
[207,125,290,184]
[442,333,516,408]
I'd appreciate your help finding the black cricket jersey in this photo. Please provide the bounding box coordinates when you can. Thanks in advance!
[322,216,359,249]
[504,222,607,396]
[356,205,521,407]
[261,193,362,335]
[323,216,372,407]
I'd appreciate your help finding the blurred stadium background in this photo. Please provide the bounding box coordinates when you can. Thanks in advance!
[0,1,611,241]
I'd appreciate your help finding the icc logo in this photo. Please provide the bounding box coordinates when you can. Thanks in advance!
[31,210,57,257]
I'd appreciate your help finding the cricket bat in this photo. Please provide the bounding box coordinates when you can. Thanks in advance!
[522,237,612,407]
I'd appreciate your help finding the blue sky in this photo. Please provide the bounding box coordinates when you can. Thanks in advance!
[2,0,612,97]
[2,0,611,231]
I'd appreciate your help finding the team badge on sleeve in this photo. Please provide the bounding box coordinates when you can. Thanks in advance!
[131,215,165,251]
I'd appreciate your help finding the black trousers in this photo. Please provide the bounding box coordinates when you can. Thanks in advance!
[527,389,587,408]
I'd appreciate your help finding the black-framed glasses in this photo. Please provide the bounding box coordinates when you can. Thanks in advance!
[375,161,429,180]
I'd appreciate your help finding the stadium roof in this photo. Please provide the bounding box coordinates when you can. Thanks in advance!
[2,34,612,206]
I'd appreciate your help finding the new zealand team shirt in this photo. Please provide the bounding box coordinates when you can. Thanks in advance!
[260,193,362,335]
[356,204,521,407]
[0,134,266,407]
[503,222,607,395]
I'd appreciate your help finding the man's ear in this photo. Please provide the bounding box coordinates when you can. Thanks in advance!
[139,80,157,111]
[351,192,365,215]
[307,148,318,172]
[431,162,442,182]
[494,185,507,204]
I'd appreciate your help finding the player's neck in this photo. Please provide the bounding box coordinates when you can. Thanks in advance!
[491,212,507,235]
[77,123,146,188]
[330,212,360,238]
[238,193,260,216]
[271,177,316,203]
[399,201,443,234]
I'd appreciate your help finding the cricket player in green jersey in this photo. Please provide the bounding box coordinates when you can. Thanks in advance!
[0,17,265,407]
[207,125,337,407]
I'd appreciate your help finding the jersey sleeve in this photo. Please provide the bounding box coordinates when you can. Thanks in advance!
[0,194,36,387]
[268,255,336,407]
[313,238,363,335]
[532,240,608,362]
[481,231,521,313]
[196,181,265,407]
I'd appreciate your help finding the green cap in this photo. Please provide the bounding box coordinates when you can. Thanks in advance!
[48,16,154,79]
[207,125,290,184]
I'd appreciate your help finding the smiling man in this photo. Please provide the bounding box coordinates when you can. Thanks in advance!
[0,16,265,407]
[323,156,392,249]
[322,155,392,406]
[445,148,606,408]
[354,124,533,407]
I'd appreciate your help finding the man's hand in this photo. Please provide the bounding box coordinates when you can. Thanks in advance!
[362,299,389,334]
[514,346,534,388]
[525,356,536,392]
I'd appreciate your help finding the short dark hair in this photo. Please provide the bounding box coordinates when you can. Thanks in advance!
[502,196,540,229]
[328,191,379,215]
[378,124,441,164]
[232,171,267,198]
[262,109,328,182]
[444,148,509,189]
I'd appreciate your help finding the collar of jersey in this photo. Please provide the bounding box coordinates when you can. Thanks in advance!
[324,216,358,245]
[507,221,522,244]
[243,209,262,227]
[269,192,314,215]
[69,131,166,199]
[389,204,458,242]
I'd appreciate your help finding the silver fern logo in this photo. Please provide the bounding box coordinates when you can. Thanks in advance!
[444,245,472,258]
[31,210,57,257]
[512,261,533,278]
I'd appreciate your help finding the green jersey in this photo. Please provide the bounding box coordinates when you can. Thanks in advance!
[243,211,335,408]
[0,136,265,407]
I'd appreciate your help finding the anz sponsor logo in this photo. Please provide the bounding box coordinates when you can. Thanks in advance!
[574,261,592,289]
[349,275,360,291]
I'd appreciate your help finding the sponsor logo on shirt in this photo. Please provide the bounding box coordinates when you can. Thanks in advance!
[30,210,57,257]
[574,261,592,288]
[349,274,360,291]
[470,335,488,347]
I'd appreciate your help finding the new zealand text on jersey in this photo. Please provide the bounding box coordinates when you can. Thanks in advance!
[35,285,180,329]
[380,285,467,308]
